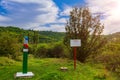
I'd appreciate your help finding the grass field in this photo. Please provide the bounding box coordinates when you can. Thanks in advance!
[0,57,118,80]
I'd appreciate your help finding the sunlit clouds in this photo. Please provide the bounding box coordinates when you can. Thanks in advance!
[0,0,120,34]
[86,0,120,34]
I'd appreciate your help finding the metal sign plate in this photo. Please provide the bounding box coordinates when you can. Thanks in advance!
[70,39,81,47]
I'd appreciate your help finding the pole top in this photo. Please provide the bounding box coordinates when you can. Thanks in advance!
[24,36,28,40]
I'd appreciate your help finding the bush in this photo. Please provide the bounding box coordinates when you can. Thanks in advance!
[29,44,37,55]
[35,44,49,58]
[0,32,22,60]
[49,43,64,58]
[30,42,70,58]
[94,53,120,73]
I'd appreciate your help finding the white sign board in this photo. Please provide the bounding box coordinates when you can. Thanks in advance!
[23,49,28,52]
[70,39,81,47]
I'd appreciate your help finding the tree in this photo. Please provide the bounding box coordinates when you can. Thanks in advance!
[0,32,21,59]
[64,7,106,63]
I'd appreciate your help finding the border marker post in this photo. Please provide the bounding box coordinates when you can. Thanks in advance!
[15,36,34,78]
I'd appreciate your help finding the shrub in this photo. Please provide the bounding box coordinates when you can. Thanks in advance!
[31,42,69,58]
[94,53,120,73]
[0,32,22,60]
[49,43,64,58]
[35,44,48,58]
[29,43,48,58]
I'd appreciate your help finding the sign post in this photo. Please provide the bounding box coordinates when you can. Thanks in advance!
[73,47,77,70]
[70,39,81,70]
[15,36,34,78]
[23,36,29,73]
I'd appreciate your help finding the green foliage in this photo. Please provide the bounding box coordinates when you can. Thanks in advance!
[0,26,23,33]
[87,32,120,78]
[0,26,65,43]
[39,31,65,43]
[94,53,120,78]
[48,42,65,58]
[0,26,66,59]
[107,32,120,44]
[0,32,22,59]
[31,42,69,58]
[92,42,120,76]
[35,43,49,58]
[0,26,120,79]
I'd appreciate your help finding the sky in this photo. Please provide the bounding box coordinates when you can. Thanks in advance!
[0,0,120,34]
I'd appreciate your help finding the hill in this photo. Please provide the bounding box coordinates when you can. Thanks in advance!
[107,32,120,43]
[0,26,65,43]
[1,26,120,43]
[39,31,65,43]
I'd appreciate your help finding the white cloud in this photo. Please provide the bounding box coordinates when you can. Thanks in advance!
[86,0,120,34]
[9,0,44,3]
[28,0,59,24]
[36,11,58,25]
[0,0,59,30]
[56,18,67,23]
[0,0,68,32]
[49,24,65,32]
[0,15,11,21]
[35,24,65,32]
[60,5,72,16]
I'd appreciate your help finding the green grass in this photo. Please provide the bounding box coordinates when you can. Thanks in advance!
[0,57,117,80]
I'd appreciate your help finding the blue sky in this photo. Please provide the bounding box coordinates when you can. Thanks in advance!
[0,0,120,34]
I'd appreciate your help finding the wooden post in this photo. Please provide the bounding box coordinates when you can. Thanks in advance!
[74,47,77,70]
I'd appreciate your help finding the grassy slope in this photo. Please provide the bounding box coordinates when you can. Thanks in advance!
[0,57,117,80]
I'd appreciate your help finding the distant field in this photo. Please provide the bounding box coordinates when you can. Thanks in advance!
[0,57,117,80]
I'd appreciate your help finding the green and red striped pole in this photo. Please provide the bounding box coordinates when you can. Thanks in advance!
[23,36,29,74]
[15,36,34,77]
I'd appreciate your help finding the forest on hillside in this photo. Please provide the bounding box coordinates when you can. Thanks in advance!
[0,26,120,78]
